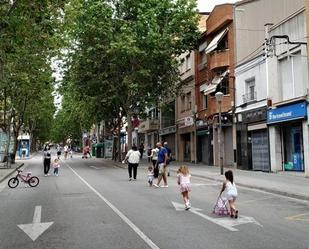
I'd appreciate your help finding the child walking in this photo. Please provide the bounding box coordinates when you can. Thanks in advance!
[53,158,61,176]
[147,166,154,187]
[220,170,238,218]
[177,165,191,210]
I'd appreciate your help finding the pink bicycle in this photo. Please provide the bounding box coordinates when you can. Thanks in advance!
[8,166,39,188]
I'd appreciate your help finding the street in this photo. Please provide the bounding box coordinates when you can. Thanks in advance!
[0,156,309,249]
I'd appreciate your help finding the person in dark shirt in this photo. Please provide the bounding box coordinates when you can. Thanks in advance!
[153,142,168,188]
[164,142,172,176]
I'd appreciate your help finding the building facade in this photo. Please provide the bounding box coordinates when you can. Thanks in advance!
[266,8,309,176]
[176,51,196,162]
[197,4,235,167]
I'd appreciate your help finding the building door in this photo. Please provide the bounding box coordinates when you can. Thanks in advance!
[182,133,191,162]
[282,123,304,171]
[251,129,270,171]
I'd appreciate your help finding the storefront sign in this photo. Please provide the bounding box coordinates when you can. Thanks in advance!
[178,116,194,129]
[267,102,307,124]
[159,126,176,136]
[242,107,267,124]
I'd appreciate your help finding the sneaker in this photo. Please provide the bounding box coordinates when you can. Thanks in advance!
[234,210,238,219]
[162,185,168,188]
[44,174,47,177]
[153,184,159,188]
[185,203,190,210]
[129,178,132,181]
[133,178,136,181]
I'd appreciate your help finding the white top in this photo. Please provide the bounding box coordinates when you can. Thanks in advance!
[64,146,68,152]
[223,181,238,199]
[126,150,141,164]
[150,148,159,160]
[178,173,191,185]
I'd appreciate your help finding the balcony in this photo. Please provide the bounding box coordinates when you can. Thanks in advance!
[208,50,229,70]
[138,119,159,133]
[242,91,257,104]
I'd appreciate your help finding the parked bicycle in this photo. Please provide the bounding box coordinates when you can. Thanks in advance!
[8,165,39,188]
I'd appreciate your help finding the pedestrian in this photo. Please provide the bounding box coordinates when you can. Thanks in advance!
[177,165,191,210]
[43,144,51,176]
[56,145,61,159]
[53,158,61,176]
[124,145,141,181]
[139,143,144,159]
[220,170,238,218]
[163,142,172,176]
[69,145,73,158]
[153,142,168,188]
[64,145,68,159]
[149,143,159,178]
[147,145,152,163]
[147,165,154,187]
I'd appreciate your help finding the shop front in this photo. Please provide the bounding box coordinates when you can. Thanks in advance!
[237,107,270,171]
[176,116,196,162]
[159,125,176,159]
[268,101,307,172]
[196,120,213,165]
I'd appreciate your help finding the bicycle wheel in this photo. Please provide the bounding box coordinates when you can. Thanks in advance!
[28,176,39,187]
[8,177,19,188]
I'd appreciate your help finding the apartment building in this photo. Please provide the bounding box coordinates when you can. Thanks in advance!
[234,0,306,172]
[197,4,235,167]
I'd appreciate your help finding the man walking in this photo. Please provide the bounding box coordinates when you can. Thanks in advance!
[153,142,168,188]
[164,142,172,176]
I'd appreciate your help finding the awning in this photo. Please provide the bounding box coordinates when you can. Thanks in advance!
[199,42,207,52]
[203,71,228,95]
[205,28,228,54]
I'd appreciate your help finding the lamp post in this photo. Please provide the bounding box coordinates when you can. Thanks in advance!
[215,91,224,175]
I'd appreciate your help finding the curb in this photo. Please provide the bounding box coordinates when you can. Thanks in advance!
[0,163,25,184]
[106,159,309,202]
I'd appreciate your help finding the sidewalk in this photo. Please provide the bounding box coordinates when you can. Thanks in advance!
[0,159,28,184]
[99,158,309,201]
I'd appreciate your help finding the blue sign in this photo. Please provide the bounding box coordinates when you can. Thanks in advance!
[267,102,307,124]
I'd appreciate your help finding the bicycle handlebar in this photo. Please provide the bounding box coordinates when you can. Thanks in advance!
[16,163,25,173]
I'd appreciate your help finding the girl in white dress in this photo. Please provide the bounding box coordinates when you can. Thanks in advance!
[220,170,238,218]
[177,165,191,210]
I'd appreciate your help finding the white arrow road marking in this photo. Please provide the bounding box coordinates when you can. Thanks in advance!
[172,201,262,232]
[18,206,54,241]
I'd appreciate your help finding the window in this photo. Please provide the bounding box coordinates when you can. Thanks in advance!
[200,50,207,65]
[217,36,228,51]
[215,77,229,95]
[186,92,192,111]
[185,54,191,71]
[279,51,303,100]
[243,78,256,103]
[202,94,208,109]
[181,95,185,112]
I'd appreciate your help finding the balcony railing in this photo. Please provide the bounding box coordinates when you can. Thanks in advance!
[242,91,257,104]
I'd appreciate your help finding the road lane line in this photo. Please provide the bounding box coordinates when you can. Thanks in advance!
[286,212,309,221]
[64,162,160,249]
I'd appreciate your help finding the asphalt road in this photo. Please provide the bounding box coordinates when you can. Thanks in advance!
[0,155,309,249]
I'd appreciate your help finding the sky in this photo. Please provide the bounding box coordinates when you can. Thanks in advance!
[197,0,238,12]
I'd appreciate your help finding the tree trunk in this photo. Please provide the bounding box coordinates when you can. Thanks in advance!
[117,125,121,162]
[127,112,133,150]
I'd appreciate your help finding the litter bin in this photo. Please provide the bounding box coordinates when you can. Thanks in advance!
[91,144,96,157]
[96,143,104,158]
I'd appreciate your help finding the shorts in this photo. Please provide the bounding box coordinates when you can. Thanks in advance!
[158,163,166,174]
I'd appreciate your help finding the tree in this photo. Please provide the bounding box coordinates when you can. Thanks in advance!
[0,1,65,157]
[62,0,200,153]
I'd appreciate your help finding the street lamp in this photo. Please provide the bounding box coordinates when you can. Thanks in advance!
[215,91,224,175]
